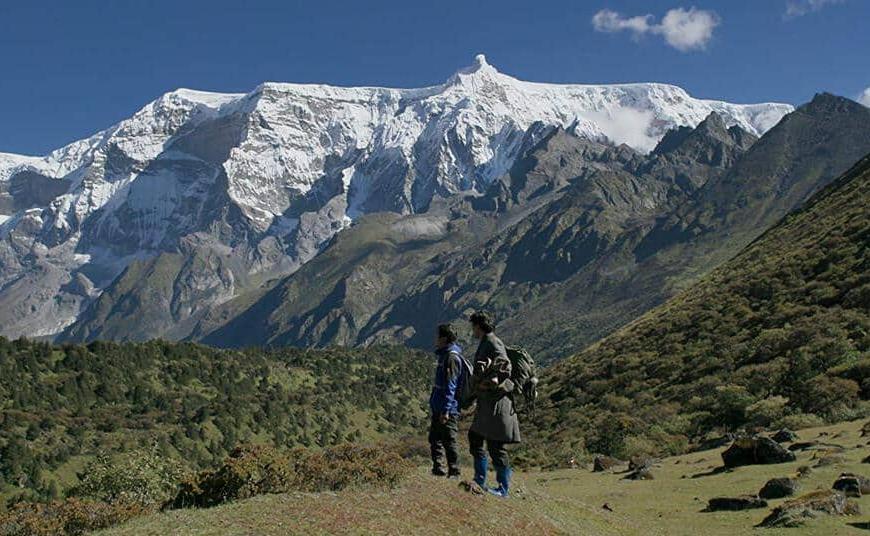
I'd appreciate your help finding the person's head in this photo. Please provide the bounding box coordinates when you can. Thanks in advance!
[436,323,457,349]
[469,311,494,340]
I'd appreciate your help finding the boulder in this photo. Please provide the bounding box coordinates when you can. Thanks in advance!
[833,473,870,498]
[758,490,860,528]
[721,436,796,468]
[623,466,654,480]
[771,429,798,443]
[706,495,767,511]
[759,477,799,499]
[593,455,622,472]
[628,457,655,472]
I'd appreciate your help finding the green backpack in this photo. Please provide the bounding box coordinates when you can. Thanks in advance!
[505,346,538,412]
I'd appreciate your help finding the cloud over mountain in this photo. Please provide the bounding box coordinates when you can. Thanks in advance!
[592,7,720,52]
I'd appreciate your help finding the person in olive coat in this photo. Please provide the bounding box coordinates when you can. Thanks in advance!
[468,312,520,497]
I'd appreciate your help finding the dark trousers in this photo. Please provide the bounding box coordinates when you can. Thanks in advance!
[468,429,509,470]
[429,415,459,472]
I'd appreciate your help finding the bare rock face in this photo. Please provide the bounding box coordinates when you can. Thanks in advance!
[758,490,859,528]
[0,58,793,342]
[721,436,796,468]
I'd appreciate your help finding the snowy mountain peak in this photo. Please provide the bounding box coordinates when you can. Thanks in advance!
[0,59,798,338]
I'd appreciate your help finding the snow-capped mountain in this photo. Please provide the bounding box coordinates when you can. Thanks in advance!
[0,55,793,338]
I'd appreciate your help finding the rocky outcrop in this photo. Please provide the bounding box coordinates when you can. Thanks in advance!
[721,437,796,468]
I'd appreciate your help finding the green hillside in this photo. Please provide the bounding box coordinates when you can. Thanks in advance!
[526,154,870,462]
[0,339,430,504]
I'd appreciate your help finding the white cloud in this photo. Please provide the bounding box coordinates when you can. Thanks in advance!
[592,9,654,35]
[785,0,845,17]
[584,108,659,153]
[592,7,720,52]
[858,87,870,108]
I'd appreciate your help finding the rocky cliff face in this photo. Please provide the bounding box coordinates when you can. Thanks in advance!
[0,56,793,340]
[196,96,870,361]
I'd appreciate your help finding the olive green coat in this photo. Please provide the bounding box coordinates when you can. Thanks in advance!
[469,333,521,444]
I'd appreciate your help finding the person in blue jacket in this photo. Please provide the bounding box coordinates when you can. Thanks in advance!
[428,323,463,478]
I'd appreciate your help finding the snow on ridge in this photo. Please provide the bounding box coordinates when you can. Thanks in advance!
[0,54,800,339]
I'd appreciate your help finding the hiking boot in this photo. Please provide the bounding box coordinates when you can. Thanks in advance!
[447,469,461,480]
[431,467,447,477]
[486,486,508,498]
[489,466,511,497]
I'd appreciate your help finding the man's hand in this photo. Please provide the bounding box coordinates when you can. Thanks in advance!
[439,413,450,425]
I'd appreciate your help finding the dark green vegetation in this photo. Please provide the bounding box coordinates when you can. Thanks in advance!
[0,339,430,504]
[525,153,870,463]
[0,443,415,535]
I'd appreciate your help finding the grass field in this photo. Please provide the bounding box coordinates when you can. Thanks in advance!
[100,419,869,535]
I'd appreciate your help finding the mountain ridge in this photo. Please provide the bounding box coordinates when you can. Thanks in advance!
[0,57,793,340]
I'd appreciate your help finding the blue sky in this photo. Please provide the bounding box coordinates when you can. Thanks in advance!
[0,0,867,155]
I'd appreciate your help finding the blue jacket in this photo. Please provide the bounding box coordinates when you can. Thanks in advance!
[429,343,463,417]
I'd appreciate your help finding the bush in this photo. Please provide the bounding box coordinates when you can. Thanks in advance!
[746,396,790,427]
[171,444,295,508]
[73,448,183,508]
[774,413,825,430]
[0,498,144,536]
[292,443,412,492]
[172,442,412,509]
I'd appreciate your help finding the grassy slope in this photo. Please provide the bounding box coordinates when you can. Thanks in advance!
[526,154,870,459]
[102,420,869,535]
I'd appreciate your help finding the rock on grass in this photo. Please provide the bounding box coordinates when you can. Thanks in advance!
[772,429,798,443]
[721,436,796,468]
[759,478,799,499]
[706,496,767,512]
[758,490,860,528]
[833,473,870,497]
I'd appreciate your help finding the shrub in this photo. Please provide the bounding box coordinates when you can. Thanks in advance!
[171,444,295,508]
[775,413,825,430]
[72,448,183,508]
[804,376,861,418]
[171,442,412,509]
[745,396,790,427]
[292,443,412,492]
[0,498,144,536]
